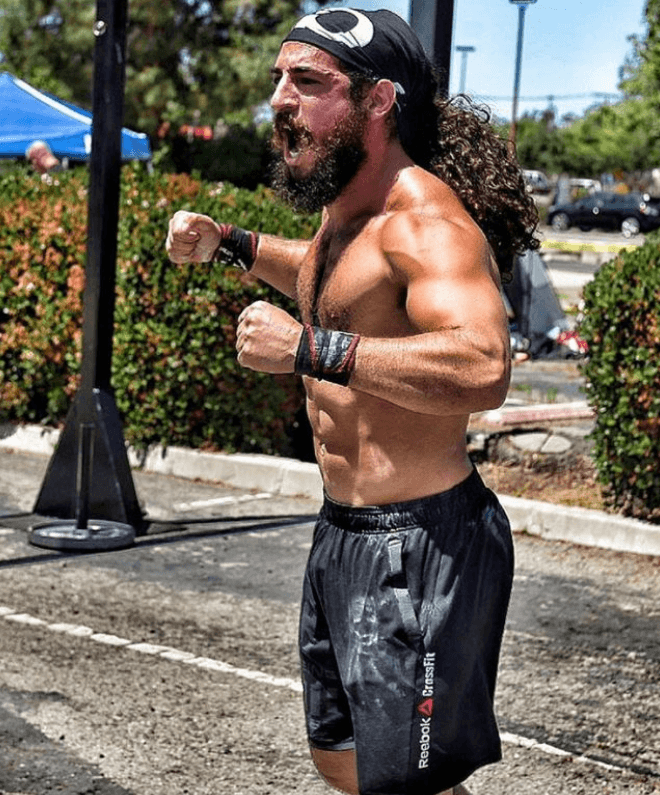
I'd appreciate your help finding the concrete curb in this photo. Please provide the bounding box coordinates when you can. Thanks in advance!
[2,423,658,557]
[499,495,660,558]
[480,401,594,426]
[0,423,324,502]
[130,445,324,502]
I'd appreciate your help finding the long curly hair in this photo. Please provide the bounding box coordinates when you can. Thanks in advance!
[347,72,539,280]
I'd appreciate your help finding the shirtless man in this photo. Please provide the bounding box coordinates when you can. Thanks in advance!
[167,9,538,794]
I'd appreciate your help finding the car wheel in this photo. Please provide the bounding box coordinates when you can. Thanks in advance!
[579,226,592,232]
[621,216,641,237]
[551,212,570,232]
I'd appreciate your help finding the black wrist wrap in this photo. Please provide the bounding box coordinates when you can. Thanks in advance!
[295,324,360,386]
[212,224,259,271]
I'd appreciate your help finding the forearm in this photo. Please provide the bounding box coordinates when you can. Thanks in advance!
[166,211,310,299]
[250,234,311,298]
[298,328,509,416]
[349,332,510,416]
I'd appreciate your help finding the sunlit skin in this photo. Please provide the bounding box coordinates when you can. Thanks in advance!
[269,46,362,179]
[166,41,511,795]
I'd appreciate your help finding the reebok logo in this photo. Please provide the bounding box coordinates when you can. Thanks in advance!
[417,698,434,717]
[417,653,436,769]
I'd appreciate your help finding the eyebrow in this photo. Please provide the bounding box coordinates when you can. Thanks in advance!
[270,65,332,80]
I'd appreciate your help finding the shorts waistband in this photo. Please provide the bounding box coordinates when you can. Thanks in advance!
[320,469,488,533]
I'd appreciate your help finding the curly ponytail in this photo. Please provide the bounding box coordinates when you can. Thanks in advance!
[346,70,539,280]
[427,95,539,280]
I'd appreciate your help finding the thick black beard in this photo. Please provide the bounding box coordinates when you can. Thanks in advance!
[269,114,368,214]
[269,144,366,214]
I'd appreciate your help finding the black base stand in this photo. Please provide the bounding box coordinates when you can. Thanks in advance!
[29,388,145,550]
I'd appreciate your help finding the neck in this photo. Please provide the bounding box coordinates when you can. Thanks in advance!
[325,139,414,226]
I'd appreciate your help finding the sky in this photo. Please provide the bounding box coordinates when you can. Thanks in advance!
[319,0,649,122]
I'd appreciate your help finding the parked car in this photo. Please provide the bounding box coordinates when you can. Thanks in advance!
[568,177,601,194]
[523,169,551,194]
[547,191,660,238]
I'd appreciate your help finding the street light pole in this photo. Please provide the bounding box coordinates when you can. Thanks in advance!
[508,0,537,146]
[456,45,475,94]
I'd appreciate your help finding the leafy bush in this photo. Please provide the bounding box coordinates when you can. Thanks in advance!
[0,166,87,420]
[579,235,660,522]
[0,164,320,457]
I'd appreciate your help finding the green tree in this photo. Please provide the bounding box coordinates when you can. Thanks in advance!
[0,0,95,104]
[510,113,568,174]
[620,0,660,103]
[0,0,328,139]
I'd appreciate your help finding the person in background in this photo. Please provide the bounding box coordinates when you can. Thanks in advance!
[26,140,61,177]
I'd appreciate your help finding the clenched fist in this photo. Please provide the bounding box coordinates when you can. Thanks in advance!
[166,211,222,263]
[236,301,303,374]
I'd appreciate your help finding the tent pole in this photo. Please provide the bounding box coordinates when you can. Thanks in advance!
[31,0,144,551]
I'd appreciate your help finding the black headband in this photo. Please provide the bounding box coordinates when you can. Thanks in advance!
[282,8,436,158]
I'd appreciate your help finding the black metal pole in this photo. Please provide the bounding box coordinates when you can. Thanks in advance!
[410,0,455,97]
[32,0,145,541]
[433,0,454,98]
[75,424,95,530]
[81,0,127,395]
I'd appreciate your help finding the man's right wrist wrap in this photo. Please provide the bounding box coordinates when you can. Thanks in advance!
[212,224,259,271]
[295,324,360,386]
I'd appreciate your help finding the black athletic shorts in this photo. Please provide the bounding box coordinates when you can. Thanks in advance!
[299,468,514,795]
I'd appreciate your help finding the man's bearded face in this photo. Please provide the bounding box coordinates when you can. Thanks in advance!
[269,98,369,214]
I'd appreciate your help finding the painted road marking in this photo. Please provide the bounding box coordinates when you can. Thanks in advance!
[541,239,639,254]
[172,492,273,514]
[0,604,303,694]
[0,605,637,776]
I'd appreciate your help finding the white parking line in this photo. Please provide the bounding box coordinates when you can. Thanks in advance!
[500,731,625,774]
[0,604,636,774]
[1,604,303,694]
[172,492,273,514]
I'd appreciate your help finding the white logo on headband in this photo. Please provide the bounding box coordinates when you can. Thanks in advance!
[292,9,375,49]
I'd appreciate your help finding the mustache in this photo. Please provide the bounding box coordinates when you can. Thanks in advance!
[272,112,313,150]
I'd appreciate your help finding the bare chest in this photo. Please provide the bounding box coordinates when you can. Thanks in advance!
[296,224,406,334]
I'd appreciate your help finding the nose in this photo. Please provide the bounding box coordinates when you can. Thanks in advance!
[270,74,297,113]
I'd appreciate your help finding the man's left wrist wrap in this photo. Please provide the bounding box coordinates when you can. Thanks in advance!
[295,324,360,386]
[212,224,259,271]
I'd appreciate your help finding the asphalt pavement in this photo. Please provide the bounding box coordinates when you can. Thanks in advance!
[1,228,659,794]
[1,444,659,794]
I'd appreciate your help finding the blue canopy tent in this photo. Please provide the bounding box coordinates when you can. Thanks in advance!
[0,71,151,162]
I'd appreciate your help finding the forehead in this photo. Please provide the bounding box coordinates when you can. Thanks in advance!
[273,41,347,77]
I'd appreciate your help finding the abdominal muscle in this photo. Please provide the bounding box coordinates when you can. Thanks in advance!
[306,379,474,507]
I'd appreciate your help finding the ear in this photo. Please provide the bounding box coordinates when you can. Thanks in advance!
[367,79,398,120]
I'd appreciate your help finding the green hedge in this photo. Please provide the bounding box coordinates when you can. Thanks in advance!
[0,164,320,456]
[579,235,660,522]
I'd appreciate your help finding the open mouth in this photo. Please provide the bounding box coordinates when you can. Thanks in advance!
[274,117,312,160]
[286,128,300,157]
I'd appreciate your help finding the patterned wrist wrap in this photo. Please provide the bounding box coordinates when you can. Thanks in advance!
[295,324,360,386]
[212,224,259,271]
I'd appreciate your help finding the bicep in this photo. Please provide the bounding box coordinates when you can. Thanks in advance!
[390,219,508,344]
[405,264,508,341]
